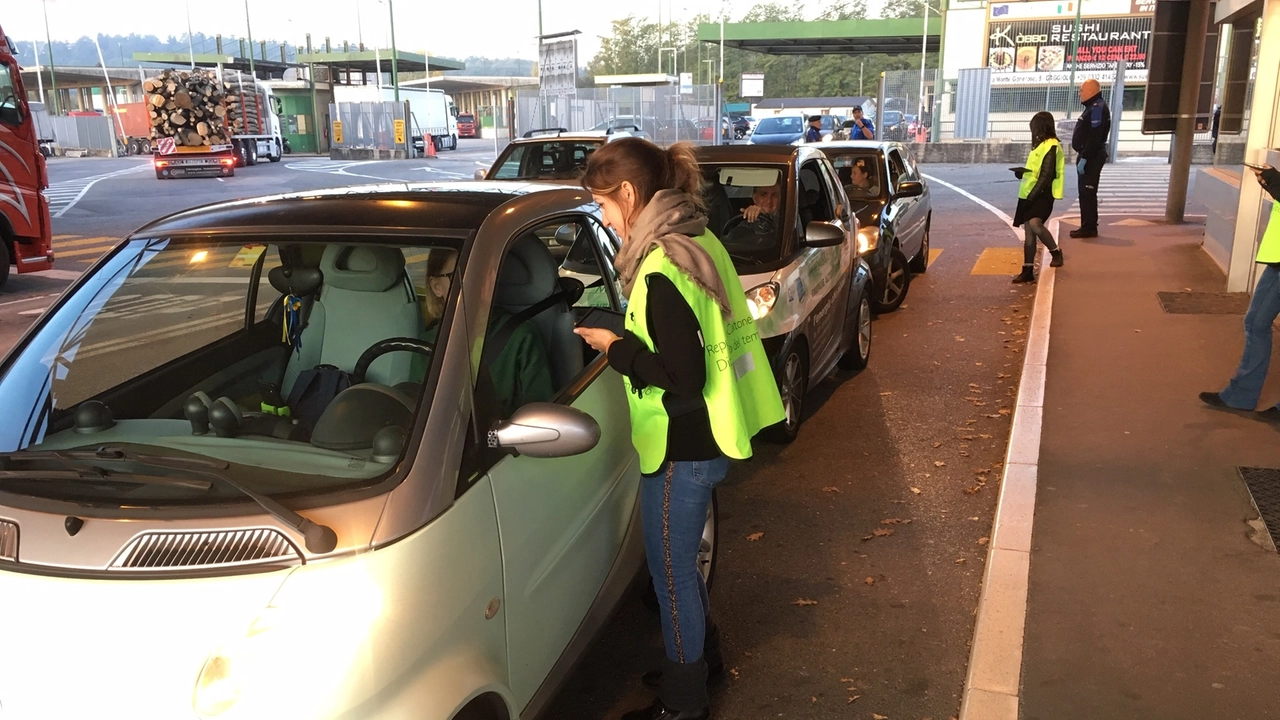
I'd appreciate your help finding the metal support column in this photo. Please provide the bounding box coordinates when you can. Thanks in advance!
[1165,0,1212,223]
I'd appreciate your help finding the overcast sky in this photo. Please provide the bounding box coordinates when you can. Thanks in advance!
[5,0,891,63]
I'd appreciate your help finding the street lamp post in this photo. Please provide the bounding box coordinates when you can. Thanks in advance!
[388,0,399,103]
[41,0,59,114]
[244,0,255,75]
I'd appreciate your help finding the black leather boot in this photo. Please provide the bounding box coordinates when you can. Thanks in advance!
[642,620,724,688]
[1050,249,1064,267]
[624,658,711,720]
[1012,266,1036,284]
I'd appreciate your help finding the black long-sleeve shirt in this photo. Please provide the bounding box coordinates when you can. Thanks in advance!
[1261,167,1280,203]
[1025,146,1058,202]
[1072,93,1111,160]
[608,273,719,463]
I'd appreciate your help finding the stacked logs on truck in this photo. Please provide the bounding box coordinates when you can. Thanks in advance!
[143,69,231,147]
[222,70,267,137]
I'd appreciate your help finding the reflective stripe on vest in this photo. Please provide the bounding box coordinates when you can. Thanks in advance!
[624,230,786,474]
[1256,202,1280,264]
[1019,139,1066,200]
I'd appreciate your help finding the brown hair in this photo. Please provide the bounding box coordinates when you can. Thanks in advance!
[581,138,704,221]
[1030,111,1058,147]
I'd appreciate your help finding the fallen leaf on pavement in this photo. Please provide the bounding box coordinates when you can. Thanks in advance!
[874,714,889,720]
[881,518,913,525]
[932,441,942,448]
[865,576,876,585]
[965,419,978,425]
[872,528,895,537]
[812,697,818,703]
[793,598,818,607]
[978,537,990,545]
[997,373,1011,379]
[975,468,991,475]
[823,486,841,493]
[880,391,893,396]
[955,557,966,564]
[955,336,966,342]
[979,434,992,439]
[848,695,862,704]
[910,487,923,494]
[730,668,740,679]
[746,532,764,541]
[934,461,946,467]
[998,408,1012,415]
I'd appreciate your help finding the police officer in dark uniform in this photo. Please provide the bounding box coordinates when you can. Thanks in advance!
[1070,78,1111,238]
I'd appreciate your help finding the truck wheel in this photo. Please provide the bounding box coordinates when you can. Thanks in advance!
[450,134,458,150]
[246,142,259,166]
[269,139,282,162]
[0,241,10,288]
[141,139,152,154]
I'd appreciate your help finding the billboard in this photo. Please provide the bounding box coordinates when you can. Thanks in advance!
[539,39,577,96]
[740,73,765,98]
[984,0,1154,86]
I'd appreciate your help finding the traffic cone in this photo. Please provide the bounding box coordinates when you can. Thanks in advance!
[425,134,437,158]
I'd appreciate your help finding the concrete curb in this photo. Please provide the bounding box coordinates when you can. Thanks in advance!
[957,219,1059,720]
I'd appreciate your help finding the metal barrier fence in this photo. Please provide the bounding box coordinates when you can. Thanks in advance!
[328,101,408,151]
[45,115,116,151]
[515,85,720,145]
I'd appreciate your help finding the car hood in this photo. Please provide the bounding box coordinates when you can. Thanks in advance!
[850,199,886,227]
[749,132,802,145]
[0,565,291,718]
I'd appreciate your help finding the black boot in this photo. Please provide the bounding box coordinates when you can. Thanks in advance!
[643,620,724,688]
[1050,249,1064,267]
[1069,227,1097,238]
[624,658,711,720]
[1012,266,1036,284]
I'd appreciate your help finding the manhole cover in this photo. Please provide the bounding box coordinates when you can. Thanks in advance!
[1238,467,1280,550]
[1157,291,1251,314]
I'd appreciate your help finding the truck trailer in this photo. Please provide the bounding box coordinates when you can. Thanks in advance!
[0,25,53,287]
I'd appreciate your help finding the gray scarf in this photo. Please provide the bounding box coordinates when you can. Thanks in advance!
[616,189,732,316]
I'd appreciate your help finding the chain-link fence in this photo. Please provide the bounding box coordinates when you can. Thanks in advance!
[515,85,721,145]
[879,69,940,143]
[328,101,408,152]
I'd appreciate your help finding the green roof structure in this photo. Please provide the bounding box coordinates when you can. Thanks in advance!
[696,18,940,56]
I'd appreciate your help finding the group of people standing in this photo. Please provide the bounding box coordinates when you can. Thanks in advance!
[1009,77,1113,283]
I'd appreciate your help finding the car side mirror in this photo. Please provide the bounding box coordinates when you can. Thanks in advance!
[474,168,487,180]
[553,224,578,247]
[488,403,601,458]
[896,180,924,198]
[804,220,845,248]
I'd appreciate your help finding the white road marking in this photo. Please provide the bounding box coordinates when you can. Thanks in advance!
[45,163,150,218]
[17,307,46,316]
[922,173,1017,232]
[39,269,84,281]
[0,293,50,307]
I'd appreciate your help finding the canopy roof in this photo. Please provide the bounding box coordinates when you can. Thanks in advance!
[696,18,940,56]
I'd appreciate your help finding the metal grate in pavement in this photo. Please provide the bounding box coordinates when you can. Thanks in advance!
[1156,291,1251,315]
[1238,467,1280,551]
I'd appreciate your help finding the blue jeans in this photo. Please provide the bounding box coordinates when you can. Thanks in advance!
[1220,264,1280,409]
[641,456,729,664]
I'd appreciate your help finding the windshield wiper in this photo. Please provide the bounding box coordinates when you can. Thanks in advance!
[0,466,211,490]
[0,447,338,554]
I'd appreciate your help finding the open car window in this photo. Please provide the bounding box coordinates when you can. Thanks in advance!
[701,164,791,271]
[827,151,885,201]
[0,236,460,506]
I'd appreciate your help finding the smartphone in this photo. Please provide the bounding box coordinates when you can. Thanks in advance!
[575,307,625,335]
[1009,166,1030,173]
[1244,162,1272,171]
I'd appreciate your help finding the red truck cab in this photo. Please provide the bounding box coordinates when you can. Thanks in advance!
[456,113,477,138]
[0,26,53,287]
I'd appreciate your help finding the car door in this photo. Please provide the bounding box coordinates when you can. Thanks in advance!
[797,158,849,374]
[480,215,639,709]
[887,148,924,259]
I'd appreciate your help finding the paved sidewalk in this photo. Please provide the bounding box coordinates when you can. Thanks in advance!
[1021,219,1280,719]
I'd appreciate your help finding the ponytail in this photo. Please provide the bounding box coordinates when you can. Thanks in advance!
[582,138,705,221]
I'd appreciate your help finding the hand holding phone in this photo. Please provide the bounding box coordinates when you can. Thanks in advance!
[1244,162,1271,172]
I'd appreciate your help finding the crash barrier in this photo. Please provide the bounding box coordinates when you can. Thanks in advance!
[514,83,721,146]
[327,101,411,160]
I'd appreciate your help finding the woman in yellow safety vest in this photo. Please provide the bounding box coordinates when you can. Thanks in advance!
[575,138,785,720]
[1010,111,1066,283]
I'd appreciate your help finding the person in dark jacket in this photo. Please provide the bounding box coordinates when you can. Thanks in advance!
[805,115,823,143]
[1011,112,1066,283]
[1070,78,1111,238]
[1201,165,1280,420]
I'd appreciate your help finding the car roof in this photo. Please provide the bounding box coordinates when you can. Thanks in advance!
[513,132,610,143]
[696,145,799,163]
[131,182,589,238]
[820,140,897,152]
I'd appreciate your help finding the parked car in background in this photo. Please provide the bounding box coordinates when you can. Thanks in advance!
[728,115,752,139]
[880,111,907,141]
[476,127,647,181]
[0,181,719,720]
[821,140,932,313]
[697,145,873,442]
[456,113,477,138]
[748,115,807,145]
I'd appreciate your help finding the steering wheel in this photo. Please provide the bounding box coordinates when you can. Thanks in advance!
[351,337,434,385]
[722,211,778,239]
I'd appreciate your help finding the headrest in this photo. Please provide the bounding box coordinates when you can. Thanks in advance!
[799,168,821,192]
[268,266,323,296]
[320,245,407,293]
[496,234,559,309]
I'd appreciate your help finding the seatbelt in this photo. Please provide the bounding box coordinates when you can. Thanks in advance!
[480,279,582,370]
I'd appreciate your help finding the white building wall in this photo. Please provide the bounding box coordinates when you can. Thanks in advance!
[943,7,990,79]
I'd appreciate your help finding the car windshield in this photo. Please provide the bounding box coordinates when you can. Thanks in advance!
[491,140,601,180]
[826,151,885,200]
[458,114,474,122]
[702,164,791,269]
[883,111,903,125]
[754,117,804,135]
[0,236,460,505]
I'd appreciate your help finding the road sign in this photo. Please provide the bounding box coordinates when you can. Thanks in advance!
[680,72,693,95]
[394,119,406,145]
[332,120,343,145]
[539,39,578,97]
[740,73,765,98]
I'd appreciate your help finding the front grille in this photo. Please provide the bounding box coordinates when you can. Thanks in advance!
[110,528,302,570]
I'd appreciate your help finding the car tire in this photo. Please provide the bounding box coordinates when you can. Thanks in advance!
[839,291,873,372]
[0,240,11,288]
[641,488,720,612]
[871,247,911,314]
[909,219,931,273]
[766,344,809,444]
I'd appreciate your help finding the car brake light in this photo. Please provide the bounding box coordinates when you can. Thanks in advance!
[220,158,235,165]
[155,160,169,168]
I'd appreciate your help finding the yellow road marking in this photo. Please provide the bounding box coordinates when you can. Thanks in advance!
[971,247,1024,275]
[52,234,77,240]
[54,244,125,259]
[928,248,944,264]
[53,236,118,249]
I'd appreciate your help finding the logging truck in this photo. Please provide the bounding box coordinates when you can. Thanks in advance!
[0,25,53,287]
[139,68,283,179]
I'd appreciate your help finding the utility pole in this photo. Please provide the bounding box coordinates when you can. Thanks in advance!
[918,1,930,126]
[185,0,196,69]
[42,0,59,114]
[244,0,256,75]
[388,0,400,102]
[306,33,321,153]
[1165,0,1212,223]
[1065,0,1083,118]
[33,42,45,105]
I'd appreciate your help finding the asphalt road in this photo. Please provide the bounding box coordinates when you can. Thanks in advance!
[1,149,1185,719]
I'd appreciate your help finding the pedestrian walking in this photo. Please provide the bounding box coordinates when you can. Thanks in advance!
[1200,164,1280,419]
[1010,111,1065,283]
[575,138,785,720]
[1070,78,1111,238]
[805,115,823,143]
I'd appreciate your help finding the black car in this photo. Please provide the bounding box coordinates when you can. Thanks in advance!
[728,116,751,139]
[820,141,932,313]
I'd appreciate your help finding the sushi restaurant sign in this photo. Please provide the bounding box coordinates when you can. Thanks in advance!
[984,0,1154,86]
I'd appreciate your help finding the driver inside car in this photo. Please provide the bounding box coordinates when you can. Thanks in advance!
[419,249,554,418]
[844,157,879,197]
[741,182,782,223]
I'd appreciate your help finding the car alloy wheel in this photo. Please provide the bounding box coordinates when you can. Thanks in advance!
[838,287,872,372]
[767,347,808,443]
[872,248,911,313]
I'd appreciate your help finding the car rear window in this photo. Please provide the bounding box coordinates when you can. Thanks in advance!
[754,117,804,135]
[491,140,602,181]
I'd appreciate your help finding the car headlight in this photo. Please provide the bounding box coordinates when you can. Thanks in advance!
[857,227,880,255]
[746,282,780,320]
